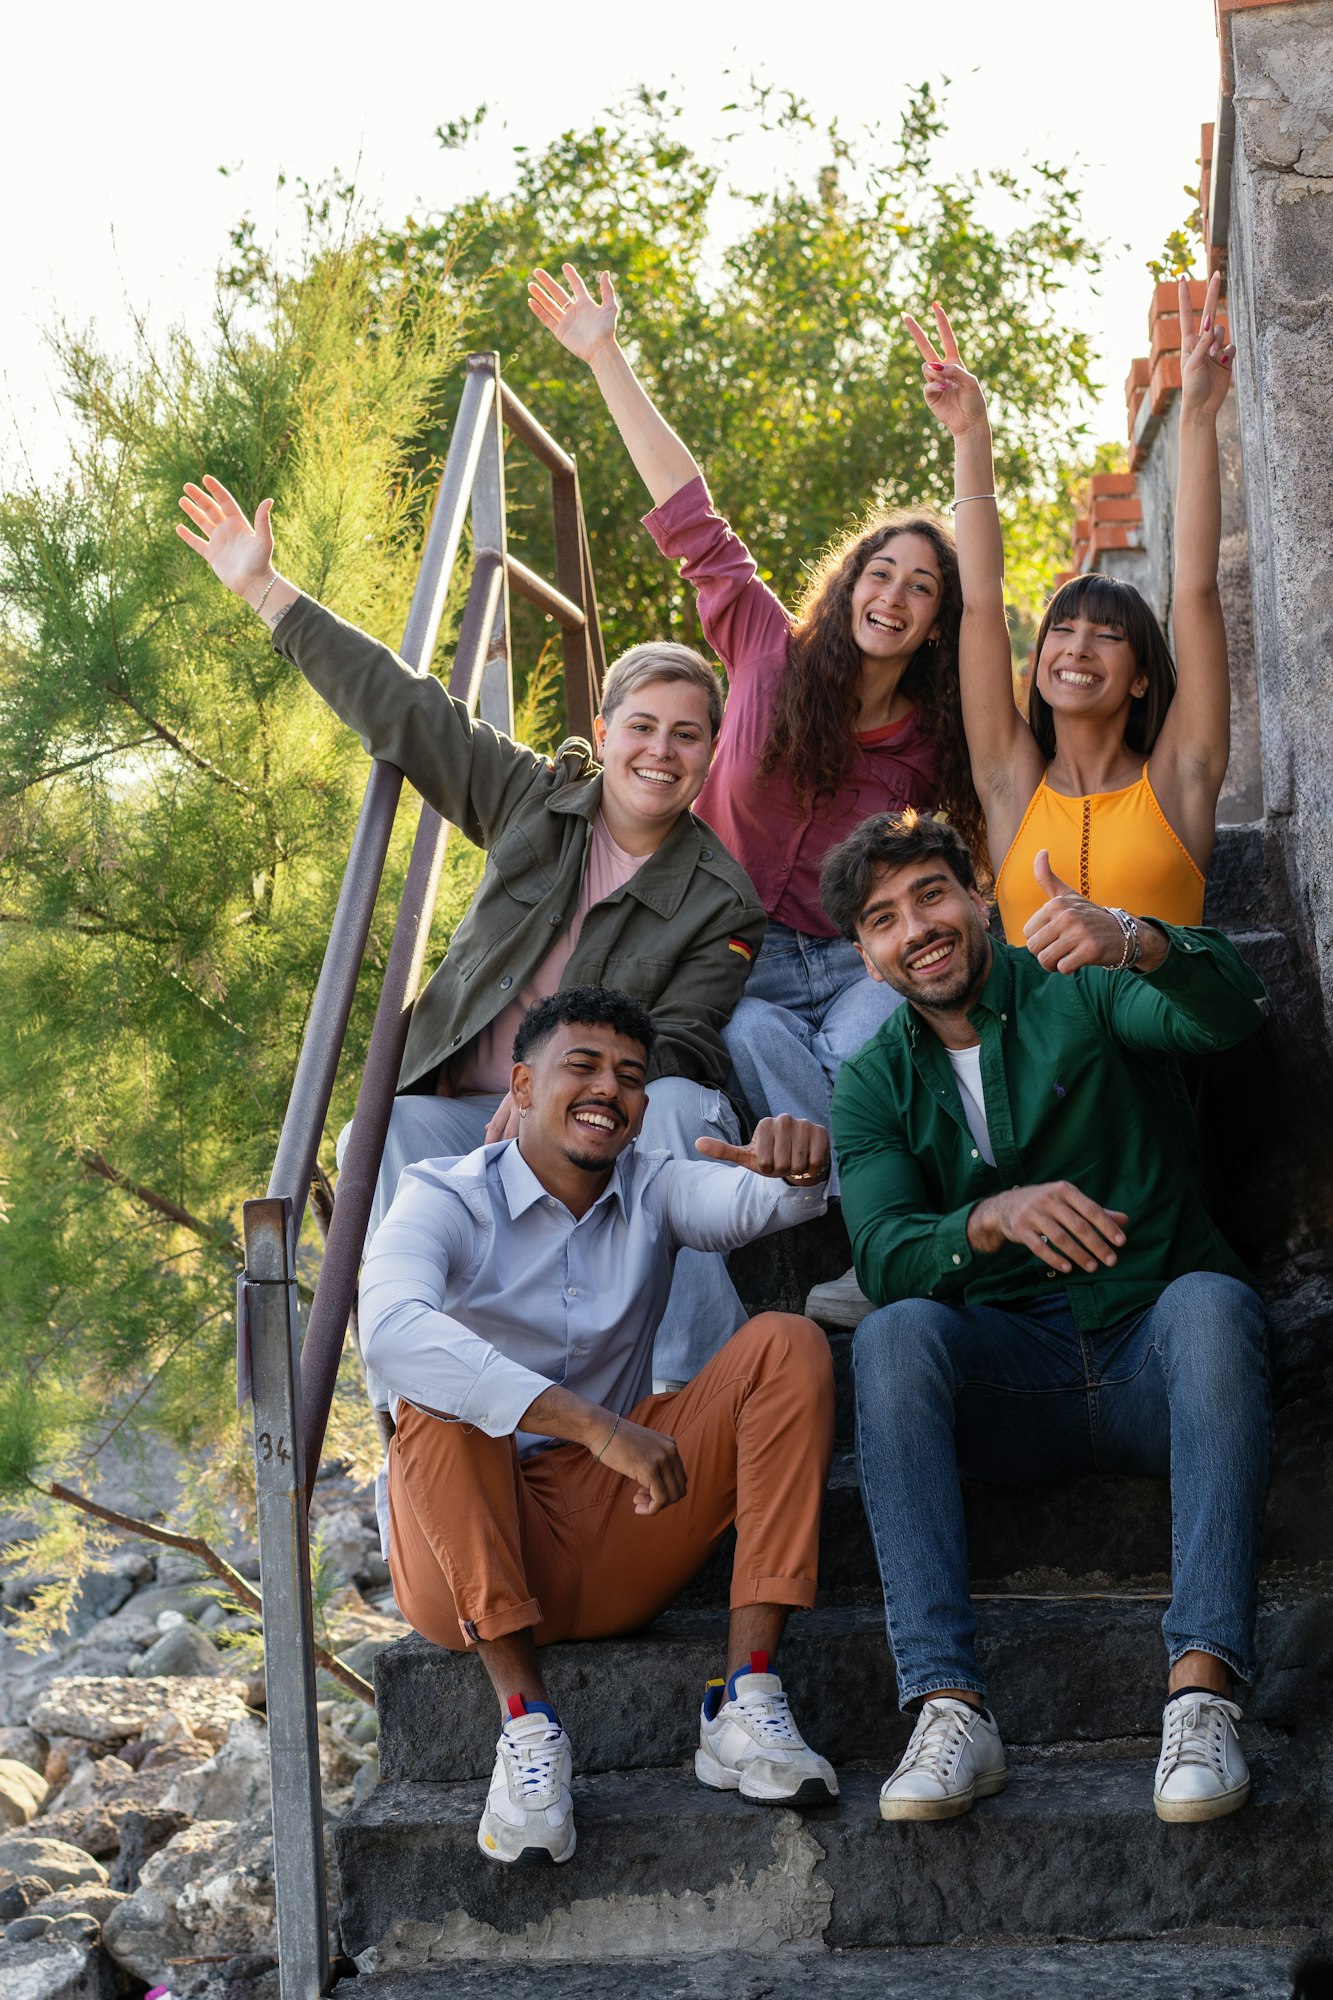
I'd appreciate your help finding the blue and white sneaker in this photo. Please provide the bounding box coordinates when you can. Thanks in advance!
[477,1697,576,1864]
[695,1652,838,1805]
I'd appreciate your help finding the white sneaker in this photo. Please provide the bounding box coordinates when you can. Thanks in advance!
[477,1699,576,1864]
[696,1653,839,1805]
[804,1268,875,1327]
[880,1696,1007,1822]
[1154,1690,1250,1823]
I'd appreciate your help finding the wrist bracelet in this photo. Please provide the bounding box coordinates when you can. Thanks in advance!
[1107,907,1142,971]
[951,492,997,510]
[253,574,279,619]
[594,1413,620,1462]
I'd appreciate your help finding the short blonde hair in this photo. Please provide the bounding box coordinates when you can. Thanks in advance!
[599,642,723,740]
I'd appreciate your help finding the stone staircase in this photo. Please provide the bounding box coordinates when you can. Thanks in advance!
[334,827,1333,1998]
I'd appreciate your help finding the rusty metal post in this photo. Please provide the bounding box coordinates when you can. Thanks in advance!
[468,354,514,736]
[243,1196,328,2000]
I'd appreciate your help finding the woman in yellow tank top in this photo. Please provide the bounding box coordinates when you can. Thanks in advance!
[905,276,1235,969]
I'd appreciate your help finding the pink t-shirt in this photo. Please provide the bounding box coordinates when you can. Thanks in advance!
[643,477,941,938]
[451,813,646,1095]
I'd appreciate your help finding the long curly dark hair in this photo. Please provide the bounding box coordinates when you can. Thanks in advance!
[757,510,989,880]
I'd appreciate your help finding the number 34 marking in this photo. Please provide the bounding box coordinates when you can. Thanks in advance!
[257,1432,291,1466]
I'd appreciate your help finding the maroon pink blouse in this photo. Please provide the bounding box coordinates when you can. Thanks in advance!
[643,477,942,939]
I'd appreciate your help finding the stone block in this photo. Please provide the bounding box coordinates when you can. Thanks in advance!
[337,1752,1329,1964]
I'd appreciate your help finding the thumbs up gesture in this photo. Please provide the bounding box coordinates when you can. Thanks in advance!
[1023,851,1135,974]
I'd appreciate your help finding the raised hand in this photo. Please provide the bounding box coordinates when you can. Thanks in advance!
[176,476,275,605]
[528,263,620,365]
[1023,851,1130,973]
[1179,271,1234,418]
[1023,852,1168,975]
[696,1114,830,1186]
[902,302,989,437]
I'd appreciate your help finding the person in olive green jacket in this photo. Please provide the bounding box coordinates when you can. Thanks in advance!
[820,808,1270,1831]
[177,475,766,1382]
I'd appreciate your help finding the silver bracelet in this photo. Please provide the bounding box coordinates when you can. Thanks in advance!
[1106,908,1142,971]
[950,492,997,511]
[253,574,279,619]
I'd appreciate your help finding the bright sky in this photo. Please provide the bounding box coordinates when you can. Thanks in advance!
[3,0,1220,488]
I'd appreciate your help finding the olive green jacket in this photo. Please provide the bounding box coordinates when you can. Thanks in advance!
[274,597,766,1091]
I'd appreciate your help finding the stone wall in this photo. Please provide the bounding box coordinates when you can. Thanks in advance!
[1218,0,1333,1027]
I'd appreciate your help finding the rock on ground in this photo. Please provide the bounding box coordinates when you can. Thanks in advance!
[102,1810,340,1986]
[29,1677,251,1746]
[0,1933,117,2000]
[0,1758,50,1829]
[0,1838,106,1894]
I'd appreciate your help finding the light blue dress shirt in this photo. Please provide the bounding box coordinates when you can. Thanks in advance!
[359,1138,827,1455]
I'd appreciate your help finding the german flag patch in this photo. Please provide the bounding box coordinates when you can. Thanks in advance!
[727,937,754,962]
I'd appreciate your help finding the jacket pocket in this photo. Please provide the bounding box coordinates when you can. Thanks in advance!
[489,823,556,906]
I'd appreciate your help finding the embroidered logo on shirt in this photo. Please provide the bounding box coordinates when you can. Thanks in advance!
[727,937,754,961]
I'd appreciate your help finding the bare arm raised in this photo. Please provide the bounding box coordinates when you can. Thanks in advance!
[1146,271,1235,871]
[904,305,1045,859]
[528,263,700,508]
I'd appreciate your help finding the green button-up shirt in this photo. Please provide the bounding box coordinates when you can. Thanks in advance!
[832,926,1267,1331]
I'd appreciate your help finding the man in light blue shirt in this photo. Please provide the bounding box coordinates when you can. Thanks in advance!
[360,984,839,1866]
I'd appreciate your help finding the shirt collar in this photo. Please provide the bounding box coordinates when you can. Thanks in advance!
[496,1133,634,1222]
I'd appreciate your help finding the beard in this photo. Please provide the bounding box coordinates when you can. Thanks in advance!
[885,927,991,1013]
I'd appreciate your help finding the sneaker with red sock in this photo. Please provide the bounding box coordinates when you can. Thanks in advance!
[477,1696,576,1865]
[695,1652,839,1805]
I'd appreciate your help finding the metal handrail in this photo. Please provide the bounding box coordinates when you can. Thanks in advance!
[240,350,605,1998]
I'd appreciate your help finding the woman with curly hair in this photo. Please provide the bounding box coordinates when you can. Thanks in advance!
[531,264,985,1324]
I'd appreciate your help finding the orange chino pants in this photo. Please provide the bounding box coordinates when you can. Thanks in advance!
[387,1312,835,1650]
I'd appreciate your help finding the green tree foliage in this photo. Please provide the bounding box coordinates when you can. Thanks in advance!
[0,214,479,1590]
[380,82,1100,666]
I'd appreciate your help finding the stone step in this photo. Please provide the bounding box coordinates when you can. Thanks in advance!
[336,1747,1329,1964]
[341,1938,1309,1998]
[374,1592,1332,1784]
[1202,823,1268,932]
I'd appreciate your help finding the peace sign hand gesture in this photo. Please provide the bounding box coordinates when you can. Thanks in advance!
[528,263,620,365]
[1179,271,1235,418]
[903,302,989,438]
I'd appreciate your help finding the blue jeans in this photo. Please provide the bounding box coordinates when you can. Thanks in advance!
[853,1274,1270,1706]
[341,1077,747,1391]
[723,923,902,1194]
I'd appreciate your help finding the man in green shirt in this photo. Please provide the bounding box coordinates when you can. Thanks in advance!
[823,811,1270,1828]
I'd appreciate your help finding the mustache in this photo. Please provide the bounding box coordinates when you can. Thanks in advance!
[570,1099,626,1128]
[901,929,955,969]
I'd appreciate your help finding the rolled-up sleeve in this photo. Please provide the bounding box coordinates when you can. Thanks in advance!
[359,1172,553,1436]
[653,1158,828,1253]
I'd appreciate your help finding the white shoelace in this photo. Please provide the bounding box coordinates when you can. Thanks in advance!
[1160,1695,1241,1779]
[732,1688,804,1746]
[501,1725,566,1801]
[897,1702,979,1783]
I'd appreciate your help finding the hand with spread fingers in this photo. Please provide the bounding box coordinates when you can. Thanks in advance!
[1179,270,1235,419]
[902,302,990,438]
[696,1115,831,1187]
[528,263,620,365]
[176,476,276,604]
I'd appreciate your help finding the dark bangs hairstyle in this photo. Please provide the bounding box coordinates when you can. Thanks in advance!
[757,510,988,879]
[1029,572,1176,760]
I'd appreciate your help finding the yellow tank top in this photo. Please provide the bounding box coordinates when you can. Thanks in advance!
[995,766,1205,945]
